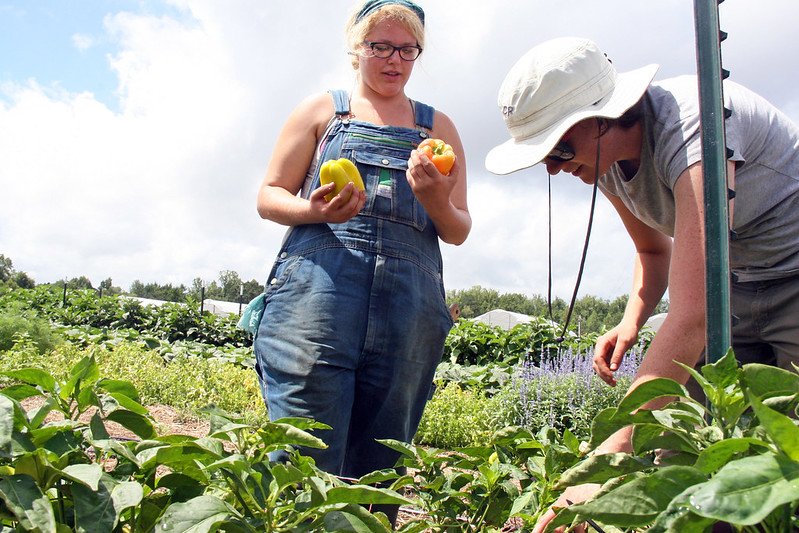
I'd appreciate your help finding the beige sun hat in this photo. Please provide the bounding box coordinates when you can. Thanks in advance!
[485,37,659,175]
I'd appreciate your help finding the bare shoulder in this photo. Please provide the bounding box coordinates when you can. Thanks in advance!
[431,109,457,134]
[430,109,463,148]
[287,92,338,137]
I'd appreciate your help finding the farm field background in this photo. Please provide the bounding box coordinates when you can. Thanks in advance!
[1,263,798,531]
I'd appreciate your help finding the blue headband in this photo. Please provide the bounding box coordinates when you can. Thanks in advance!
[355,0,425,27]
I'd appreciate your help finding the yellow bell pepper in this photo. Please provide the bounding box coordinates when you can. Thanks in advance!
[319,157,365,202]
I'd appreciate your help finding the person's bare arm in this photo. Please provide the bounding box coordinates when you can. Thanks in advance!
[406,112,471,245]
[257,93,365,226]
[533,161,713,533]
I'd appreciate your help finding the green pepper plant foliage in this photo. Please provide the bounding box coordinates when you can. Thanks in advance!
[0,356,414,532]
[545,349,799,532]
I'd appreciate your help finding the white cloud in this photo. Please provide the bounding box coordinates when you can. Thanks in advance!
[72,33,95,51]
[1,0,797,301]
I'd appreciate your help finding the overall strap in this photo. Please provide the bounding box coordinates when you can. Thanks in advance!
[413,100,435,131]
[329,89,351,118]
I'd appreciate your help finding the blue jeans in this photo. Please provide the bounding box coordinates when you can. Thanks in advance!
[254,96,452,478]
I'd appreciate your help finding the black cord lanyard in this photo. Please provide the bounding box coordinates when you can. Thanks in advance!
[547,135,602,343]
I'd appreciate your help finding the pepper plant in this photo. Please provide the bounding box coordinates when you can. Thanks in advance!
[0,356,414,532]
[545,349,799,532]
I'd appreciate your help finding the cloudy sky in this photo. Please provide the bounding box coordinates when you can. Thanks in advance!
[2,0,798,301]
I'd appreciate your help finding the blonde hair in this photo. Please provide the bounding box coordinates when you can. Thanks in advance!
[345,3,425,70]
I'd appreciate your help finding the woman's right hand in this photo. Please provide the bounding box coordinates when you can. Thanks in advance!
[309,182,366,224]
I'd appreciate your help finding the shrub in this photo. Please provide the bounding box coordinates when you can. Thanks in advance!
[415,382,513,448]
[0,303,61,354]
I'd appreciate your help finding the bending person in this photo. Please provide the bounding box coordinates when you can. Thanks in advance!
[485,36,799,531]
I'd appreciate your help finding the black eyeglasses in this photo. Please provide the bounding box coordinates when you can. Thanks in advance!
[363,41,423,61]
[547,141,575,162]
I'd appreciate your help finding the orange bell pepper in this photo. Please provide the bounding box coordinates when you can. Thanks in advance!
[418,138,456,175]
[319,157,365,202]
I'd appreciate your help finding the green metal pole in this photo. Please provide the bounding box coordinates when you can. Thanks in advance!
[693,0,732,364]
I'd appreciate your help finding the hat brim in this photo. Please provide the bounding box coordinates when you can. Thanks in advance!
[485,63,659,175]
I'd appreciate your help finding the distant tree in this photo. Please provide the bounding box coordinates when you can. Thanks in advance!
[0,255,12,282]
[204,281,223,300]
[241,279,264,302]
[129,280,187,302]
[189,277,204,300]
[446,285,501,318]
[67,276,94,290]
[12,271,35,289]
[99,278,122,295]
[218,270,243,302]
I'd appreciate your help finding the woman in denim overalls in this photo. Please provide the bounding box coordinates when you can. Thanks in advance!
[252,0,471,500]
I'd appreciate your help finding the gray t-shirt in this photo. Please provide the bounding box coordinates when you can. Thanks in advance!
[599,75,799,282]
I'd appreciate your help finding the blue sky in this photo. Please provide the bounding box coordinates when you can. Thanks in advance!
[0,1,191,109]
[3,2,128,107]
[1,0,798,301]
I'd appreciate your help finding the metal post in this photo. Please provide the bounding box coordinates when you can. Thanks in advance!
[693,0,732,364]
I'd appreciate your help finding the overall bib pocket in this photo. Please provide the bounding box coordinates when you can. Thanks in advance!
[349,148,428,232]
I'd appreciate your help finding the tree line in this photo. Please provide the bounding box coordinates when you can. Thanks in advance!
[1,254,667,334]
[446,285,669,335]
[0,255,264,304]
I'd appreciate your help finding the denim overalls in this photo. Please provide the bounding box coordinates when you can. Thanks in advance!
[254,90,453,478]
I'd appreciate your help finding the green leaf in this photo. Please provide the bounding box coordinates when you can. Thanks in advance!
[13,449,62,488]
[616,378,688,415]
[153,442,223,469]
[561,428,581,455]
[325,485,414,506]
[97,378,142,404]
[60,355,100,402]
[688,452,799,525]
[72,475,143,533]
[259,421,327,450]
[701,348,739,388]
[270,462,308,494]
[105,409,157,439]
[357,469,402,486]
[156,495,234,533]
[742,363,799,401]
[321,503,392,532]
[555,453,654,489]
[0,383,43,402]
[749,395,799,460]
[28,395,58,429]
[111,481,144,512]
[62,463,104,491]
[1,368,57,392]
[375,438,417,459]
[104,390,149,416]
[89,412,111,441]
[694,438,768,475]
[648,482,716,533]
[588,408,656,450]
[0,474,56,532]
[0,395,12,459]
[568,466,707,528]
